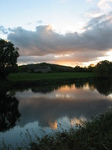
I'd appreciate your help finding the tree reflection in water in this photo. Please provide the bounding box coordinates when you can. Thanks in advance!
[75,79,112,96]
[0,90,21,132]
[93,79,112,96]
[0,79,112,148]
[0,79,111,132]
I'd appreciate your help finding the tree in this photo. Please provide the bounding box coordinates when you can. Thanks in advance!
[94,60,112,78]
[87,64,95,72]
[0,39,19,79]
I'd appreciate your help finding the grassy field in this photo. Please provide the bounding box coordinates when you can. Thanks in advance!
[8,72,95,82]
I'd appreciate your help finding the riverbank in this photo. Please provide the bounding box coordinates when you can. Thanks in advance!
[1,109,112,150]
[6,72,96,87]
[0,73,112,150]
[29,110,112,150]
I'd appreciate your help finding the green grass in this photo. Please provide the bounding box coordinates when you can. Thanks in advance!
[8,72,95,82]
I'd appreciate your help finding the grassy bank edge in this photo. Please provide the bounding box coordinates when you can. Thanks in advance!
[5,72,96,87]
[1,109,112,150]
[29,110,112,150]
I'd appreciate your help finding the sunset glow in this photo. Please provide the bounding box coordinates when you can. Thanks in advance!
[0,0,112,66]
[49,121,57,130]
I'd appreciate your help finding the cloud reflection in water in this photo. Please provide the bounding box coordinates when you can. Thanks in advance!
[15,83,112,128]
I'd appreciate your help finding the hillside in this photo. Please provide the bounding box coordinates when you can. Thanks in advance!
[18,62,75,73]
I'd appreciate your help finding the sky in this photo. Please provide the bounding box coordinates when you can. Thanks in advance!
[0,0,112,67]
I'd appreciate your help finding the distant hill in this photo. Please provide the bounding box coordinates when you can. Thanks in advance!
[18,62,75,73]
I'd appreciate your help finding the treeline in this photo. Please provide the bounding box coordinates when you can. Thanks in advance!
[18,62,93,73]
[0,39,112,79]
[75,60,112,78]
[18,60,112,78]
[94,60,112,78]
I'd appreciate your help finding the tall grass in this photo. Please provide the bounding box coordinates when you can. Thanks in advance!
[28,110,112,150]
[1,110,112,150]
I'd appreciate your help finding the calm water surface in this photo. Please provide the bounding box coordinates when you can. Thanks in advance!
[0,80,112,147]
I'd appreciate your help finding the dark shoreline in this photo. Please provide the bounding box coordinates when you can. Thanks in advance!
[1,75,112,90]
[1,76,95,90]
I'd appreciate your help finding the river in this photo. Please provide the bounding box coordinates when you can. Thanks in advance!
[0,79,112,148]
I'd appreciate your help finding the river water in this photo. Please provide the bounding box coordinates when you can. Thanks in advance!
[0,79,112,147]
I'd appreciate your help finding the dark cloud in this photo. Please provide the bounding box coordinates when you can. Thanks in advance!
[18,55,56,65]
[0,26,8,34]
[7,14,112,63]
[18,50,105,65]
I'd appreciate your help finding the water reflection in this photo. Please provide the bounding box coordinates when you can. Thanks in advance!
[0,79,112,147]
[0,90,21,132]
[16,83,112,129]
[93,79,112,96]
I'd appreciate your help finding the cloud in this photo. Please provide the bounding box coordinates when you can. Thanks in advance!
[18,50,106,66]
[18,55,56,65]
[6,13,112,65]
[0,26,8,34]
[27,20,43,26]
[86,10,103,18]
[86,0,112,19]
[36,20,43,24]
[98,0,112,11]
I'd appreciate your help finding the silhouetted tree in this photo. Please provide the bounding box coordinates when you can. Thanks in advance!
[87,64,95,72]
[74,66,84,72]
[94,60,112,78]
[0,39,19,80]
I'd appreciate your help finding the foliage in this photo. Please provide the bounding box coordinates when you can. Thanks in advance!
[2,110,112,150]
[0,39,19,80]
[29,110,112,150]
[74,65,95,72]
[94,60,112,78]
